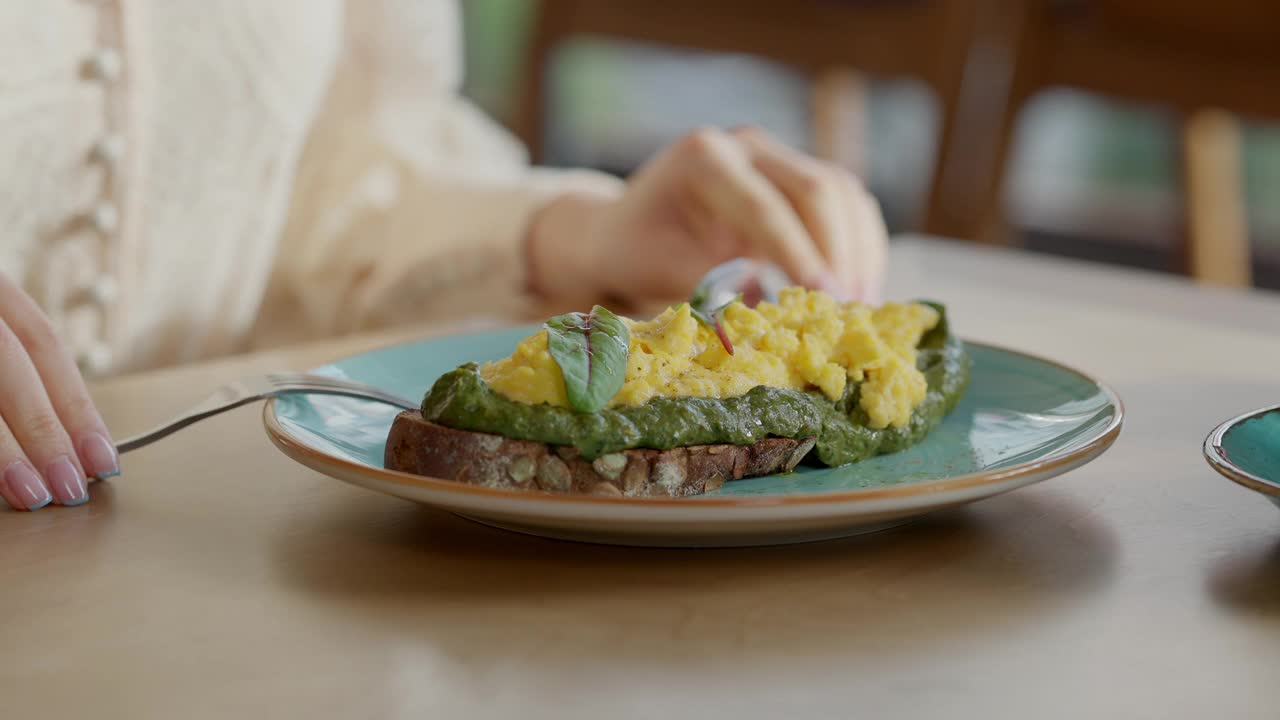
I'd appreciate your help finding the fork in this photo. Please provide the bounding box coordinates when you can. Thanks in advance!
[115,373,418,453]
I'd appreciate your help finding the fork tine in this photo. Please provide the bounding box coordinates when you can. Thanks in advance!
[262,373,418,410]
[266,373,383,392]
[265,371,330,386]
[265,373,351,390]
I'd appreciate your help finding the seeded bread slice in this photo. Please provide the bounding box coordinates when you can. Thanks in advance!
[384,411,817,497]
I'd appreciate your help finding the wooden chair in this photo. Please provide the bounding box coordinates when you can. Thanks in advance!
[514,0,984,233]
[950,0,1280,286]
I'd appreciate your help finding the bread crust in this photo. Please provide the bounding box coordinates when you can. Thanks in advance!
[385,411,816,497]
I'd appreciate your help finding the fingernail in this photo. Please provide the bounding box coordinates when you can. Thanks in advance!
[45,456,88,506]
[4,461,52,511]
[79,432,120,479]
[815,271,855,302]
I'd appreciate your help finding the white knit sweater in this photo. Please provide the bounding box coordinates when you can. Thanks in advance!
[1,0,621,375]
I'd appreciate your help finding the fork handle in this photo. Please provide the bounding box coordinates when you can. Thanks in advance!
[116,396,266,454]
[115,386,416,454]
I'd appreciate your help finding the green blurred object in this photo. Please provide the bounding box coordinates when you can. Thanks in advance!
[460,0,534,122]
[1243,125,1280,246]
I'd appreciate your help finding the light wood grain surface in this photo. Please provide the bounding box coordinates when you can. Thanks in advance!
[3,237,1278,719]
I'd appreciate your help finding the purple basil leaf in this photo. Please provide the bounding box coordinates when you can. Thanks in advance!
[545,305,630,413]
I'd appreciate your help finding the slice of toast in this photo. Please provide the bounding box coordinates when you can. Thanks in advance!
[385,411,817,497]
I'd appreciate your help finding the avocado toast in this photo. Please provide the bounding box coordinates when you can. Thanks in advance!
[385,288,969,497]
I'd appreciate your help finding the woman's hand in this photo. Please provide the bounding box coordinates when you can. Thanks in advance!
[0,274,118,511]
[528,126,888,306]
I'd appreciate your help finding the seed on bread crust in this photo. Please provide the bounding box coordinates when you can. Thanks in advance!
[536,455,572,492]
[507,456,536,487]
[592,453,627,481]
[786,438,818,472]
[622,457,649,496]
[590,481,622,496]
[652,450,688,496]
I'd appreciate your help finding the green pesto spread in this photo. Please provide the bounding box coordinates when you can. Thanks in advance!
[420,306,970,466]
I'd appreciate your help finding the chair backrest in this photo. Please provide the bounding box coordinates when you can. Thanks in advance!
[1089,0,1278,47]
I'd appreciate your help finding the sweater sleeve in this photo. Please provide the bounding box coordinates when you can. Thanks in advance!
[248,0,624,350]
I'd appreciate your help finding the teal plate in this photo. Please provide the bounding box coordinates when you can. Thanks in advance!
[1205,405,1280,510]
[265,327,1124,547]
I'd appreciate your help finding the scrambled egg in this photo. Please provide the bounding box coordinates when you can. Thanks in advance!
[481,288,940,429]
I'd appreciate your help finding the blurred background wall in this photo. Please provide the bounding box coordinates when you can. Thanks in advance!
[459,0,1280,290]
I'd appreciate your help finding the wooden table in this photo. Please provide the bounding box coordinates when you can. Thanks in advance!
[3,237,1278,718]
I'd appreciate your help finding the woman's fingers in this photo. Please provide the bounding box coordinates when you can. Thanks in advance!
[735,126,891,303]
[0,317,89,507]
[0,276,118,483]
[842,174,890,304]
[676,128,830,287]
[733,127,854,299]
[575,125,888,306]
[0,422,52,511]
